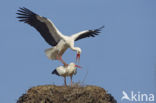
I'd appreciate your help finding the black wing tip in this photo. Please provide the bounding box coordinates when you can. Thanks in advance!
[93,25,104,33]
[17,7,27,12]
[19,7,25,9]
[89,25,104,32]
[88,26,103,35]
[75,25,104,41]
[52,69,60,76]
[96,25,104,31]
[17,7,36,15]
[99,25,104,29]
[18,7,30,11]
[16,7,37,22]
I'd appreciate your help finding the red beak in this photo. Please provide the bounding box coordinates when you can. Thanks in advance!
[76,53,80,63]
[75,65,82,68]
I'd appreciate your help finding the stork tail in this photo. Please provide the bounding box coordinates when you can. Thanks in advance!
[45,47,58,60]
[52,69,60,76]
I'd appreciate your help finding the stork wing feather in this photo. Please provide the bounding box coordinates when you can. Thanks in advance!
[72,26,104,41]
[16,7,62,46]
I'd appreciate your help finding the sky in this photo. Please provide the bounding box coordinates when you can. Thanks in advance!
[0,0,156,103]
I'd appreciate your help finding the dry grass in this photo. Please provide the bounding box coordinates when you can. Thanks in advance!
[17,84,117,103]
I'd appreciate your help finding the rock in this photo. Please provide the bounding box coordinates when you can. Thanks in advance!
[17,85,117,103]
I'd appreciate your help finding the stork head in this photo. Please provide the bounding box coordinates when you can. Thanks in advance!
[76,48,82,63]
[69,62,82,69]
[75,64,82,69]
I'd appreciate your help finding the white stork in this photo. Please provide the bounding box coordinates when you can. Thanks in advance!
[52,62,81,86]
[16,7,104,66]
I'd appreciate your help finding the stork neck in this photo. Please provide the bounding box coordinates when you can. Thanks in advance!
[70,46,78,51]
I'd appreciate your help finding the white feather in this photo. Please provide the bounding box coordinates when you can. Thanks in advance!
[45,40,68,60]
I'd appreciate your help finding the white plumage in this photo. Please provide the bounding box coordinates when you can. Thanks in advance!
[52,62,81,86]
[45,40,68,60]
[17,7,104,66]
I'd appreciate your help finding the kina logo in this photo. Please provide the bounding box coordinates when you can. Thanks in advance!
[121,90,154,102]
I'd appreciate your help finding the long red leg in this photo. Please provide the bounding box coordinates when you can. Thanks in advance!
[70,76,73,86]
[64,77,67,87]
[56,56,68,66]
[60,56,68,66]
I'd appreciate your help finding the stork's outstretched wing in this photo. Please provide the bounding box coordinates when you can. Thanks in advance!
[16,7,63,46]
[72,26,104,41]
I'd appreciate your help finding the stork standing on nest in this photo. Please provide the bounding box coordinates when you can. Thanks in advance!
[52,62,81,86]
[16,7,104,66]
